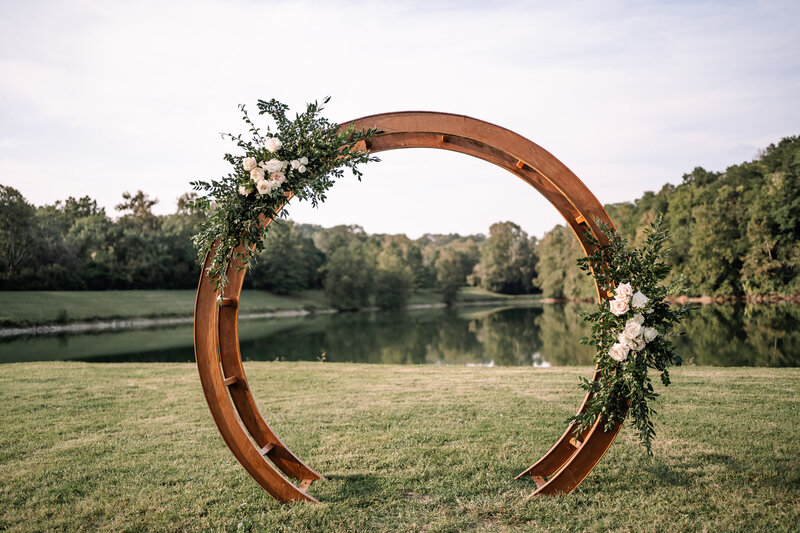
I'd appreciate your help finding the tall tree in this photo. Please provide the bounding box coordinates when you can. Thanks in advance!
[479,221,536,294]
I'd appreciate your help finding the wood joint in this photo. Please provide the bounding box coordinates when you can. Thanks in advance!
[219,297,238,308]
[259,443,275,457]
[222,375,239,387]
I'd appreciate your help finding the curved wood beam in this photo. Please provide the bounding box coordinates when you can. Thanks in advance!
[194,111,622,503]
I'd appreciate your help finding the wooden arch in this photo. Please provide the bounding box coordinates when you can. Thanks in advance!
[194,111,622,503]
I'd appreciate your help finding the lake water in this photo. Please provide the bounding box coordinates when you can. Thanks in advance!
[1,303,799,367]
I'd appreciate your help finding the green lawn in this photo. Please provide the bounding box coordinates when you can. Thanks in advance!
[0,288,536,328]
[1,363,798,532]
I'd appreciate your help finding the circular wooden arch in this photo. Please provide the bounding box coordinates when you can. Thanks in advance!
[194,112,622,503]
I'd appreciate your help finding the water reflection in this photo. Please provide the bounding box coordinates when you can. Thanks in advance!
[1,303,798,367]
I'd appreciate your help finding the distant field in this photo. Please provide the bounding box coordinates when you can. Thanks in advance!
[0,288,537,327]
[0,363,797,532]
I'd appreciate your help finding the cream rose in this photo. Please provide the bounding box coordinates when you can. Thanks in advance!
[609,342,630,362]
[615,282,633,301]
[238,184,251,196]
[290,159,300,170]
[643,327,659,343]
[250,167,265,182]
[631,291,649,309]
[256,180,272,195]
[624,318,642,339]
[631,313,645,325]
[297,165,307,173]
[264,159,283,173]
[299,156,308,165]
[609,298,629,316]
[269,172,286,185]
[265,137,282,153]
[242,157,258,171]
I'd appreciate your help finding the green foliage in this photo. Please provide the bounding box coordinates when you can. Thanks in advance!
[569,216,689,453]
[0,185,37,275]
[435,247,465,305]
[374,244,414,309]
[190,98,379,292]
[323,241,375,311]
[534,224,595,299]
[479,221,536,294]
[249,221,322,295]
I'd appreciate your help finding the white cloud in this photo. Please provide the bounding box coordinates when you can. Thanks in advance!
[1,0,798,237]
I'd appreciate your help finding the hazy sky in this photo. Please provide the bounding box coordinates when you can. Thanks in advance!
[1,0,798,238]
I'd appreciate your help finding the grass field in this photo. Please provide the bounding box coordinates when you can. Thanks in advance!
[1,363,798,532]
[0,288,532,328]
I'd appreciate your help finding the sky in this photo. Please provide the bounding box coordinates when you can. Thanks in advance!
[1,0,798,238]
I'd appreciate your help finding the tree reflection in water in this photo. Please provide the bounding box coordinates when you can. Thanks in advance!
[2,303,798,366]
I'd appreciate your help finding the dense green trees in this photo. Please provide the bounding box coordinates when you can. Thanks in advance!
[533,135,800,298]
[2,134,798,298]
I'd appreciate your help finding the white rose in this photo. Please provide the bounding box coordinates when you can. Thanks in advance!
[269,172,286,185]
[624,318,642,339]
[255,180,272,195]
[631,313,645,325]
[297,165,307,174]
[608,342,630,362]
[299,156,308,165]
[264,159,283,173]
[281,160,288,172]
[643,327,659,343]
[290,159,300,170]
[609,298,629,316]
[250,167,265,182]
[615,282,633,301]
[265,137,282,153]
[238,184,251,196]
[630,336,646,351]
[242,157,258,171]
[631,291,649,309]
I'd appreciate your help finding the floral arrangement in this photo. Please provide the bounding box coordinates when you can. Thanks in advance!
[570,216,689,453]
[190,98,379,290]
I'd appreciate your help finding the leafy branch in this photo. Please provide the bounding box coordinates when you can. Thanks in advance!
[570,215,689,453]
[190,98,379,292]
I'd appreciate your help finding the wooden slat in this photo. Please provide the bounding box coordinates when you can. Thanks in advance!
[575,215,586,225]
[222,376,239,387]
[532,475,547,489]
[569,437,582,448]
[219,297,238,307]
[298,479,313,491]
[259,443,275,457]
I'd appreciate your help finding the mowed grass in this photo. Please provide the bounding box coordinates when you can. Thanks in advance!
[0,362,800,532]
[0,288,534,327]
[1,363,798,532]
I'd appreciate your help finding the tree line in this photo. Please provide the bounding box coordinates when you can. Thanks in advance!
[536,134,800,299]
[1,134,798,303]
[0,186,539,308]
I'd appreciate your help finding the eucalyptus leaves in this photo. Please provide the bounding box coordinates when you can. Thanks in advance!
[190,98,379,291]
[570,216,689,453]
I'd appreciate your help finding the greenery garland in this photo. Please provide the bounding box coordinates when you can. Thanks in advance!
[570,216,689,453]
[190,98,379,291]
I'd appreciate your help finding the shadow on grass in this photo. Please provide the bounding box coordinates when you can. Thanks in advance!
[322,473,384,503]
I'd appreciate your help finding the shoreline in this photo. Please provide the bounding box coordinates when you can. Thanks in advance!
[0,297,540,338]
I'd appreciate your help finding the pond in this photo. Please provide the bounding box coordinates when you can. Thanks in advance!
[2,302,799,367]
